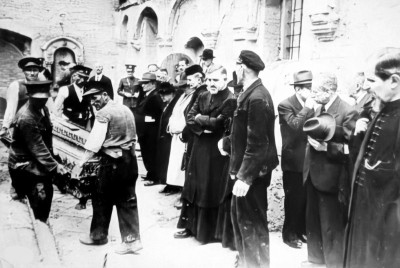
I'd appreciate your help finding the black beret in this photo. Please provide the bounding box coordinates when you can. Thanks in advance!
[185,64,204,77]
[237,50,265,72]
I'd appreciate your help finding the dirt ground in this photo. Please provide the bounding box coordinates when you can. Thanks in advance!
[0,142,308,268]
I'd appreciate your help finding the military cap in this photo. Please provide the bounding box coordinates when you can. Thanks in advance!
[158,82,175,95]
[24,80,52,98]
[82,81,107,97]
[69,65,92,77]
[59,60,71,66]
[125,64,136,69]
[291,70,313,85]
[237,50,265,72]
[18,57,44,71]
[185,64,204,77]
[200,49,215,60]
[138,72,157,84]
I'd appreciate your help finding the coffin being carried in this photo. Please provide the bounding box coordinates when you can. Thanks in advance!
[52,116,100,199]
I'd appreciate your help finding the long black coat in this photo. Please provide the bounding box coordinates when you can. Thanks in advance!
[182,88,233,208]
[224,79,278,185]
[135,89,163,138]
[344,100,400,268]
[155,94,180,183]
[278,94,313,172]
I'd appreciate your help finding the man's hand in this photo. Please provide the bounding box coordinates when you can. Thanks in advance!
[232,179,250,197]
[308,137,327,151]
[354,118,369,136]
[56,164,68,175]
[217,139,229,156]
[304,97,317,109]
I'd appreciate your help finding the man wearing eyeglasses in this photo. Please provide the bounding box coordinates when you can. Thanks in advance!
[278,70,315,249]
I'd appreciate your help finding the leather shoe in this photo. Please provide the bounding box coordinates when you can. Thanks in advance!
[114,240,143,255]
[79,235,108,245]
[284,238,302,249]
[174,229,192,239]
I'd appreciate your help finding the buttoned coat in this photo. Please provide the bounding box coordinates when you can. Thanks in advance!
[278,94,314,172]
[226,78,278,185]
[303,96,358,193]
[182,88,233,207]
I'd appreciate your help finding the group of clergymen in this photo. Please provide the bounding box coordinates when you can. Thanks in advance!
[2,46,400,268]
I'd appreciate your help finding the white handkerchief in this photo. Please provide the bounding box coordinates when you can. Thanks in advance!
[145,116,155,122]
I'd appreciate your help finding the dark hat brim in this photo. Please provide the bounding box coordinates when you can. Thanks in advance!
[138,79,156,84]
[18,57,44,70]
[83,88,104,97]
[290,80,312,86]
[303,113,335,141]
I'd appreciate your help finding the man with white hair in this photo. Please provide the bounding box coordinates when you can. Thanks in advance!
[302,72,358,268]
[88,62,114,99]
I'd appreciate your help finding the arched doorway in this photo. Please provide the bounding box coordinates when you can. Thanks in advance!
[135,7,158,68]
[53,47,76,86]
[160,53,193,81]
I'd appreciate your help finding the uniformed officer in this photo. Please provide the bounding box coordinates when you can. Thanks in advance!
[8,80,67,222]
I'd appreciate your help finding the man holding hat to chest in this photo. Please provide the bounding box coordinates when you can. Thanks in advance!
[8,80,68,222]
[301,72,358,268]
[278,70,315,249]
[220,50,278,268]
[1,57,44,138]
[78,81,142,254]
[54,65,93,128]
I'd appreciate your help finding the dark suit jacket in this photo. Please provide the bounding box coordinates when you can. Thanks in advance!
[88,75,114,99]
[135,89,163,138]
[225,78,279,185]
[278,94,314,172]
[354,92,374,114]
[303,96,358,193]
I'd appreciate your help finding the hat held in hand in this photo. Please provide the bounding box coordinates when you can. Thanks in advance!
[303,113,335,141]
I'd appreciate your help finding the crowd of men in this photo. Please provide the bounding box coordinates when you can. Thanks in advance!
[1,46,400,268]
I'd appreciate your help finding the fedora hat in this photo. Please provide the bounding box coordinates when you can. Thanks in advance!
[200,49,215,60]
[83,81,107,97]
[303,112,335,141]
[290,70,313,85]
[138,72,157,84]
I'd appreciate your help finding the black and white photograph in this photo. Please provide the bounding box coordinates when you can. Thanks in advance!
[0,0,400,267]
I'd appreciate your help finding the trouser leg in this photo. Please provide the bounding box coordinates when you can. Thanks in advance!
[282,171,306,241]
[116,194,140,242]
[306,179,325,264]
[231,175,270,268]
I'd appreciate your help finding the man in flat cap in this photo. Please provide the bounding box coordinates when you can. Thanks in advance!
[302,72,358,268]
[220,50,278,268]
[54,65,93,128]
[78,81,142,254]
[278,70,315,249]
[1,57,43,139]
[135,72,163,185]
[117,64,141,114]
[8,80,67,222]
[88,62,114,99]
